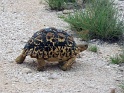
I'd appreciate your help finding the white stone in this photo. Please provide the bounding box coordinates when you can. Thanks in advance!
[22,68,32,74]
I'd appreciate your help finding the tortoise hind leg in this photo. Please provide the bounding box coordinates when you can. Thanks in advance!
[15,50,26,64]
[59,57,76,71]
[37,58,46,71]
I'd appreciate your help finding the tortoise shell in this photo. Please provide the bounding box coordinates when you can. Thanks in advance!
[23,27,78,60]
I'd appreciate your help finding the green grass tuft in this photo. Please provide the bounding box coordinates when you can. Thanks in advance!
[45,0,76,11]
[110,50,124,64]
[110,55,122,64]
[63,0,124,42]
[45,0,66,11]
[88,45,98,52]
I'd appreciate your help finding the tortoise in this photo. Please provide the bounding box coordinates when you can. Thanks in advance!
[15,27,88,71]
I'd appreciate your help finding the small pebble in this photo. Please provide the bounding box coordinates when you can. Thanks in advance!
[48,73,58,80]
[22,68,32,74]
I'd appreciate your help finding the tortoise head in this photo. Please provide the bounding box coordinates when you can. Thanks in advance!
[77,43,88,52]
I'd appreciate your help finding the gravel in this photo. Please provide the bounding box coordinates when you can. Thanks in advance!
[0,0,124,93]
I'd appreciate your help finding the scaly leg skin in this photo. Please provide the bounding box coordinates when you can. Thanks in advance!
[58,61,65,68]
[15,51,26,64]
[37,58,46,71]
[60,57,76,71]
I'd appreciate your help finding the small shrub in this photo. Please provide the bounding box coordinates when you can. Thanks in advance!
[88,45,98,52]
[46,0,66,11]
[110,55,122,64]
[63,0,124,42]
[110,50,124,64]
[46,0,76,11]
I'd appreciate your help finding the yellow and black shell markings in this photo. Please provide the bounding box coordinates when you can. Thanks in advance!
[23,27,78,59]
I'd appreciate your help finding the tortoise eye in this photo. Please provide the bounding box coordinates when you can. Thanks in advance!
[47,36,50,39]
[52,39,55,42]
[85,45,88,48]
[60,37,64,39]
[28,39,33,44]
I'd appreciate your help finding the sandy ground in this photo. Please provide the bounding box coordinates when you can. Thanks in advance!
[0,0,124,93]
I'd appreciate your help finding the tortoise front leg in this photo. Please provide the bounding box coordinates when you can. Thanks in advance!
[58,61,65,67]
[59,57,76,71]
[37,58,46,71]
[15,50,26,64]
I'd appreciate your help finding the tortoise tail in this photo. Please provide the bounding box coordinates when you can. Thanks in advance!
[15,50,26,64]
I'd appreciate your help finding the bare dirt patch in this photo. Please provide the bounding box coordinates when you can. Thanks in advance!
[0,0,124,93]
